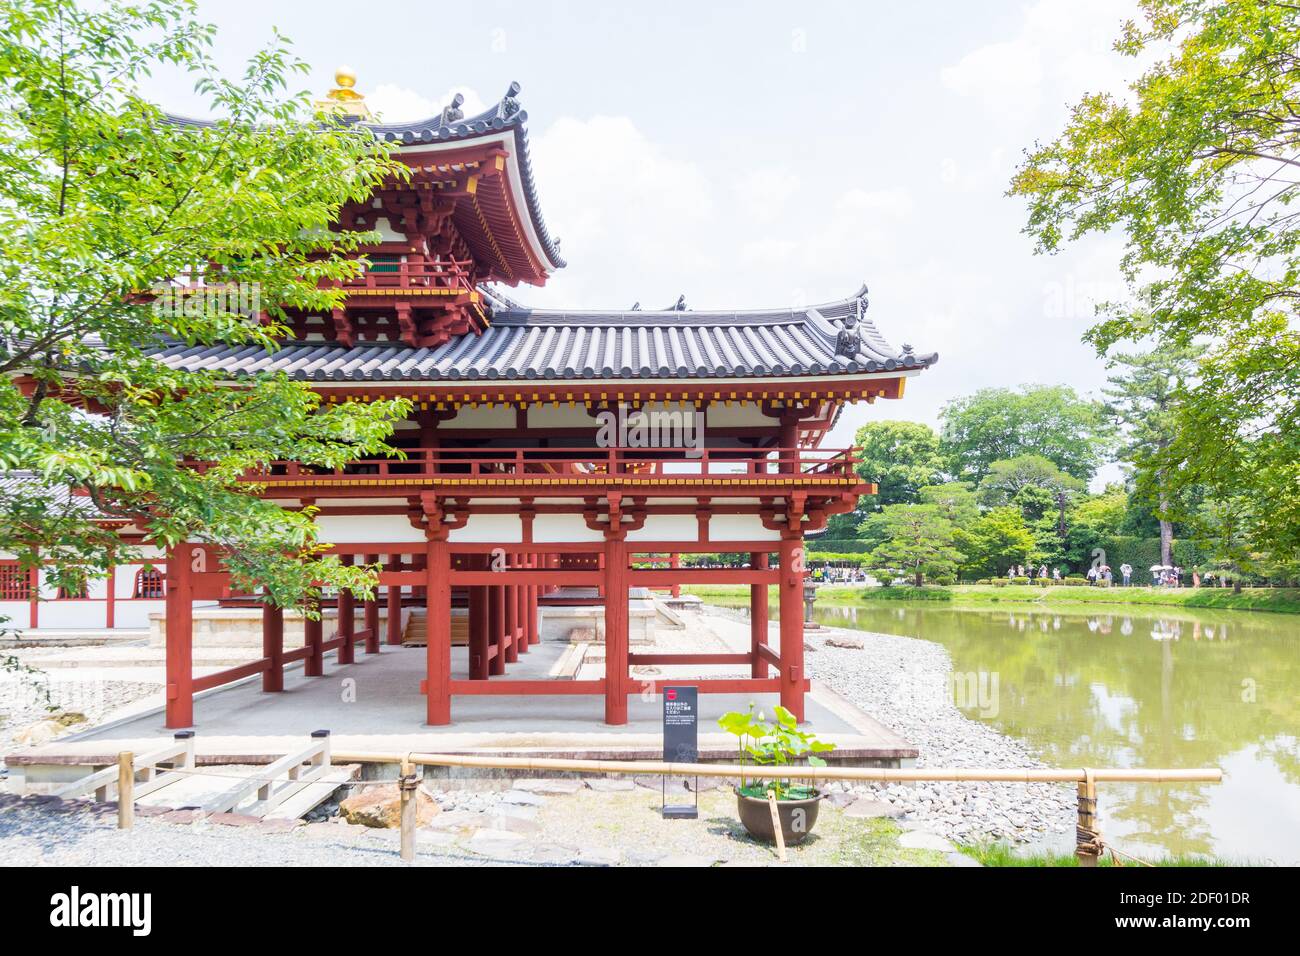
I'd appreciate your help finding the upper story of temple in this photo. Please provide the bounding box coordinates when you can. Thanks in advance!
[158,71,937,456]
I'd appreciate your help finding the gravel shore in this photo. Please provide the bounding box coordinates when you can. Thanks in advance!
[801,621,1076,845]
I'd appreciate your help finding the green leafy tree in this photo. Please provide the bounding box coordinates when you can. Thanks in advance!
[955,506,1040,580]
[917,481,979,527]
[852,420,944,510]
[0,0,408,606]
[1103,343,1204,566]
[1010,0,1300,563]
[938,385,1113,484]
[977,454,1085,512]
[864,504,962,586]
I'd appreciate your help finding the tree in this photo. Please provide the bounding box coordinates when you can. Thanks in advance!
[976,455,1085,512]
[0,0,407,606]
[938,385,1112,484]
[1103,343,1204,566]
[955,507,1040,580]
[1009,0,1300,563]
[917,481,979,527]
[864,505,962,586]
[851,420,944,510]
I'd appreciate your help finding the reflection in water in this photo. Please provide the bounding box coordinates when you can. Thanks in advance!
[727,597,1300,862]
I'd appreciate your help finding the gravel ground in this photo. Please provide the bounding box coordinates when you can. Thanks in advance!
[0,647,159,753]
[0,795,498,867]
[800,622,1076,845]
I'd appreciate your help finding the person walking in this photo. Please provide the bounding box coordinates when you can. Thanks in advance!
[1120,562,1132,587]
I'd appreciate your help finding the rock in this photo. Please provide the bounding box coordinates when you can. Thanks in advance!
[424,809,485,832]
[531,843,581,865]
[510,778,583,795]
[899,830,956,853]
[685,776,730,792]
[947,851,982,867]
[572,846,621,867]
[11,719,64,747]
[624,847,669,865]
[484,809,542,834]
[824,636,864,650]
[633,775,665,791]
[823,790,859,809]
[500,789,546,807]
[586,777,637,792]
[339,784,439,829]
[468,828,527,852]
[843,798,903,819]
[53,711,88,727]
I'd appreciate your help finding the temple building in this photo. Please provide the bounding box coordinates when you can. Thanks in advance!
[1,73,937,730]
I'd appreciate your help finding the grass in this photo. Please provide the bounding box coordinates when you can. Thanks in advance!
[958,842,1239,867]
[684,583,1300,614]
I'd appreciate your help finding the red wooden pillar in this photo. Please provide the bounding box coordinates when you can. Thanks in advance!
[669,552,681,598]
[488,580,506,676]
[504,554,520,664]
[304,596,323,677]
[363,552,380,654]
[262,599,284,692]
[527,555,540,645]
[469,557,489,680]
[426,536,451,725]
[337,554,355,665]
[105,563,116,629]
[603,537,628,725]
[164,543,194,729]
[778,535,805,722]
[750,551,769,678]
[386,555,403,645]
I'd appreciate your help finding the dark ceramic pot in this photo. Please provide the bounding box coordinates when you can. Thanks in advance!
[735,789,822,845]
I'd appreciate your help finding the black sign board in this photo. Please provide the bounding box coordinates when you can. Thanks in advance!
[661,686,699,819]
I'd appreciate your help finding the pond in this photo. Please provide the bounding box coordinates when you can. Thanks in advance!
[730,597,1300,863]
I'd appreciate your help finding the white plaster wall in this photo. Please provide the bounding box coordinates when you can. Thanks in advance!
[0,601,31,628]
[626,514,698,543]
[315,514,425,545]
[526,405,597,429]
[447,514,523,544]
[532,514,605,544]
[707,402,772,428]
[41,601,105,629]
[114,600,166,628]
[708,514,777,542]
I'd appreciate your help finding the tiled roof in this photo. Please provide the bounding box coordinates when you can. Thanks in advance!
[147,291,937,384]
[164,82,564,271]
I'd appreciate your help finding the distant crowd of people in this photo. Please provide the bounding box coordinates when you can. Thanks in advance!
[1005,562,1196,587]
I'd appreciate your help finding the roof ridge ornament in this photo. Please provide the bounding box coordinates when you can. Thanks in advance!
[440,93,465,125]
[498,81,522,120]
[318,66,370,119]
[835,286,868,358]
[668,294,688,311]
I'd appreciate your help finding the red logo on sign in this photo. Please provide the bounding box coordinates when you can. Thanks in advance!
[666,689,677,700]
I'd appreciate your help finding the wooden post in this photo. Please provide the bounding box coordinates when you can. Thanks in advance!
[399,759,417,863]
[504,564,519,664]
[750,551,769,678]
[767,789,786,862]
[386,556,403,645]
[488,581,506,676]
[337,554,355,665]
[514,554,529,655]
[303,596,323,677]
[364,553,380,654]
[669,552,681,598]
[469,557,489,681]
[261,600,284,692]
[105,562,116,630]
[778,535,805,722]
[604,537,628,726]
[117,752,134,829]
[527,556,540,645]
[1076,769,1100,867]
[164,543,194,729]
[426,536,451,725]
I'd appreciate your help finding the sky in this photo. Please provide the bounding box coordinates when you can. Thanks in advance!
[148,0,1146,474]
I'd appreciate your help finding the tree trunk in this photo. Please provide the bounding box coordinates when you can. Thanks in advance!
[914,570,923,587]
[1158,490,1173,567]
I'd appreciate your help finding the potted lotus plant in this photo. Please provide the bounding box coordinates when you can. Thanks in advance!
[718,703,835,845]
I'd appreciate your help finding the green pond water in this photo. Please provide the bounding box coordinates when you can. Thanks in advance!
[722,598,1300,863]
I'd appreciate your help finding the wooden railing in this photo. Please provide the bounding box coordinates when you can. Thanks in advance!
[342,257,473,293]
[220,446,863,485]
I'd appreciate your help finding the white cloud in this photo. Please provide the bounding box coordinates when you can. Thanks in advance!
[940,0,1138,117]
[734,168,802,223]
[366,84,488,122]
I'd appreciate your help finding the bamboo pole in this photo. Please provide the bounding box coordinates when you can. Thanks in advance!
[330,751,1222,785]
[117,752,134,830]
[1076,769,1100,867]
[767,790,787,863]
[399,759,417,864]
